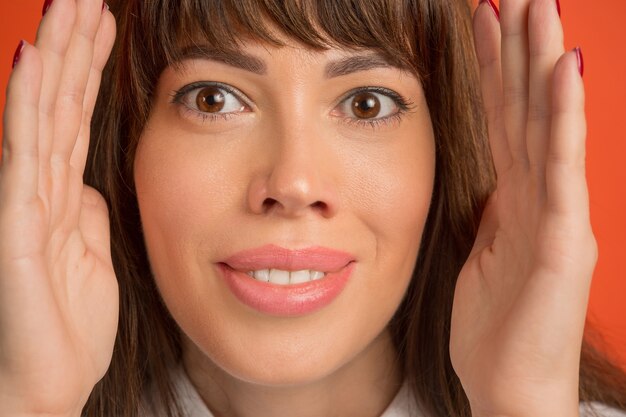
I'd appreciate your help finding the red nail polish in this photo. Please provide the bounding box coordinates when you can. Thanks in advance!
[575,47,584,77]
[12,40,25,69]
[42,0,53,16]
[479,0,500,21]
[555,0,561,17]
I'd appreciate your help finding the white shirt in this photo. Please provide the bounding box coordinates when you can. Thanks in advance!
[140,366,626,417]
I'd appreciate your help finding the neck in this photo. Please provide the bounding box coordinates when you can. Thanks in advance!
[181,329,403,417]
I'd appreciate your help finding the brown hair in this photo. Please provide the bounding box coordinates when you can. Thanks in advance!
[83,0,626,416]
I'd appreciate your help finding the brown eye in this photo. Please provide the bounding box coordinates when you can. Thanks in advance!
[196,86,226,113]
[176,83,248,117]
[351,92,381,119]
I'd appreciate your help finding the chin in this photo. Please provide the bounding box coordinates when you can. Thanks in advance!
[222,354,340,387]
[180,309,388,388]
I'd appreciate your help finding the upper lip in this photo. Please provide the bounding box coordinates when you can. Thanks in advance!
[221,244,355,273]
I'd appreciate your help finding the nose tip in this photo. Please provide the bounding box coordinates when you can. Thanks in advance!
[247,167,338,219]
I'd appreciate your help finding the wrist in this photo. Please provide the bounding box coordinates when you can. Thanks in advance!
[471,411,580,417]
[0,377,87,417]
[0,414,79,417]
[470,390,580,417]
[0,394,83,417]
[0,406,82,417]
[470,402,580,417]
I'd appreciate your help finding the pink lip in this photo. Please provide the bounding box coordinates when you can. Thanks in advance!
[218,245,356,316]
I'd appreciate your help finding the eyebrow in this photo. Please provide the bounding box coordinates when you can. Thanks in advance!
[324,53,395,78]
[177,45,267,74]
[176,45,401,78]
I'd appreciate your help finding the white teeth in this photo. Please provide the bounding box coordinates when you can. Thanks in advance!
[246,269,327,285]
[289,270,311,284]
[268,269,290,285]
[310,270,325,280]
[252,269,270,282]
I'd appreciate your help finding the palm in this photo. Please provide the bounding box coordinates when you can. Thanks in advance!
[0,186,118,412]
[0,1,117,414]
[449,1,595,415]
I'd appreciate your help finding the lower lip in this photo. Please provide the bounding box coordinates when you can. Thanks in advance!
[217,262,355,317]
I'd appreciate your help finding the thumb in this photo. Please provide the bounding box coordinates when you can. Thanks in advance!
[469,192,499,258]
[79,185,111,263]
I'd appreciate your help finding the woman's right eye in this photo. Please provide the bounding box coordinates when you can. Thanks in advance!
[172,83,251,120]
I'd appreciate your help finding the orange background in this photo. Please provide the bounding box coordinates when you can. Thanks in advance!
[1,1,625,367]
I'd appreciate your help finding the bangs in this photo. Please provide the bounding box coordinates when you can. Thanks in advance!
[131,0,427,77]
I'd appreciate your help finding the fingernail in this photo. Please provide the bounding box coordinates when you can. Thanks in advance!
[555,0,561,18]
[575,47,584,77]
[479,0,500,21]
[42,0,53,16]
[12,40,26,69]
[102,1,109,12]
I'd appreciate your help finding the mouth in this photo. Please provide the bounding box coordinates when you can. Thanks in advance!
[217,244,356,316]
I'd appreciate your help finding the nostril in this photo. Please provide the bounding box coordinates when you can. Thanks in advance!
[262,198,278,211]
[312,201,327,212]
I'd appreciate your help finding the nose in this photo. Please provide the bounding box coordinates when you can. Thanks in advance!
[247,122,339,219]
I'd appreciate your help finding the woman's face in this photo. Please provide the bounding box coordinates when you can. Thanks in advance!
[134,35,435,385]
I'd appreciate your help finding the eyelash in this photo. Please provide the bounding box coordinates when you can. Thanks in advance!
[170,82,415,130]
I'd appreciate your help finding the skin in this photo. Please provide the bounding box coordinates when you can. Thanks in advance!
[0,0,592,416]
[134,38,435,417]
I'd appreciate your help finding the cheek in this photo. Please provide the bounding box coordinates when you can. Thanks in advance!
[340,125,436,324]
[135,139,196,259]
[134,123,240,244]
[133,128,228,307]
[358,152,433,234]
[344,127,436,263]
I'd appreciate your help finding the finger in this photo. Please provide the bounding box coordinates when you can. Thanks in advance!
[67,11,116,228]
[1,44,43,204]
[50,0,105,164]
[34,0,77,167]
[70,10,116,175]
[526,0,564,174]
[47,0,104,229]
[473,1,512,175]
[500,0,531,163]
[546,49,587,217]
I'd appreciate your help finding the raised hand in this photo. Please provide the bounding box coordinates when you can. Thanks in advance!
[0,1,117,415]
[449,0,593,416]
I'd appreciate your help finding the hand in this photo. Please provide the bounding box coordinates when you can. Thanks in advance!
[449,1,593,416]
[0,0,117,415]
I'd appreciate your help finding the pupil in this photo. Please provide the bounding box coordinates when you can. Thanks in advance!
[197,87,225,112]
[352,92,380,118]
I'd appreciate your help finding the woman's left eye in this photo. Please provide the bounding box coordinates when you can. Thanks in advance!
[171,82,250,121]
[332,88,413,128]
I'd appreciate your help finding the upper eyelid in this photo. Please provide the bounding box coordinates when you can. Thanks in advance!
[336,86,391,102]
